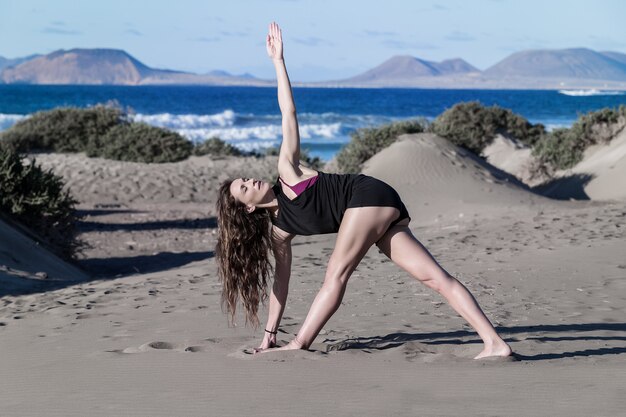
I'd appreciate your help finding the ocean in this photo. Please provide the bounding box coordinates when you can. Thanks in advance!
[1,85,625,161]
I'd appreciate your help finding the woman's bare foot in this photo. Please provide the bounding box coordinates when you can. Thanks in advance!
[474,339,513,359]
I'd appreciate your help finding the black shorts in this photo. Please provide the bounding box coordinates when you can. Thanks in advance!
[347,175,411,228]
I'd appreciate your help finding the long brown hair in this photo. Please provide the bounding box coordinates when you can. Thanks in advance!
[215,180,273,328]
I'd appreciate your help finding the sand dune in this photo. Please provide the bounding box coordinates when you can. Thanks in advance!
[480,133,543,186]
[27,153,278,206]
[0,217,88,295]
[539,127,626,200]
[362,133,554,225]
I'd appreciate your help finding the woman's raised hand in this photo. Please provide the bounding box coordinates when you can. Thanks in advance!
[266,22,284,61]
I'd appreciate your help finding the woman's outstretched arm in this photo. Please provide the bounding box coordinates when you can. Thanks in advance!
[254,227,294,353]
[267,22,301,170]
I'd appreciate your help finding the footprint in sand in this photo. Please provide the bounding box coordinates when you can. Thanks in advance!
[110,340,206,354]
[228,345,327,361]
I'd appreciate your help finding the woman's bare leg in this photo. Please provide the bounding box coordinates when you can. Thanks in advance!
[262,206,401,352]
[376,224,512,359]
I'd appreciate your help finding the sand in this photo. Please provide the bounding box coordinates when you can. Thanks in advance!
[539,127,626,201]
[1,137,625,416]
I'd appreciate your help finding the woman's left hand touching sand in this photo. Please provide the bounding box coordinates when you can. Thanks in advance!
[254,338,304,354]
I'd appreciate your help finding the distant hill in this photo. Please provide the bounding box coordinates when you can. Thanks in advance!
[483,48,626,81]
[0,48,271,86]
[599,51,626,66]
[320,48,626,89]
[0,54,42,72]
[344,55,479,84]
[2,47,626,89]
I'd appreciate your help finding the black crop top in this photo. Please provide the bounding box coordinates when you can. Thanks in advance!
[271,171,358,235]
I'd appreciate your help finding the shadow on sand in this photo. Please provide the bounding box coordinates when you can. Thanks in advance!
[76,217,217,233]
[0,250,214,297]
[78,250,214,278]
[322,322,626,361]
[533,173,594,200]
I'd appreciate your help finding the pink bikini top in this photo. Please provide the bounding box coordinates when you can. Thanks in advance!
[279,174,319,196]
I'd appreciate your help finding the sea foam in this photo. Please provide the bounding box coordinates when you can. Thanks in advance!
[0,114,25,131]
[558,89,624,96]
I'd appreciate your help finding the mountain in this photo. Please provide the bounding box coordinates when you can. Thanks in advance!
[0,48,270,86]
[3,47,626,89]
[1,48,178,84]
[344,55,479,84]
[483,48,626,81]
[599,51,626,66]
[322,48,626,89]
[0,54,42,72]
[206,69,257,79]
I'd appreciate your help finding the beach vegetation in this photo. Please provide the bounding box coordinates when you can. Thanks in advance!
[335,119,426,173]
[0,104,195,163]
[91,122,193,163]
[193,137,243,157]
[430,101,545,155]
[531,105,626,171]
[0,148,81,259]
[0,105,126,154]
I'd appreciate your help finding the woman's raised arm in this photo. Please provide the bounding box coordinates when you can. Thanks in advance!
[267,22,301,171]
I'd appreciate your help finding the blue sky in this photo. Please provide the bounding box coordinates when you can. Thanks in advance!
[1,0,624,82]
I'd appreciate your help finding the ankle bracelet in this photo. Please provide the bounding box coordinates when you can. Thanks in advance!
[265,329,278,335]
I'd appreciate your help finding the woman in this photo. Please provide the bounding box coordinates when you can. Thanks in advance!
[216,22,512,359]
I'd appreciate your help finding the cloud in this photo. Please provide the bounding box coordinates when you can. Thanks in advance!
[124,29,143,36]
[220,31,249,38]
[588,35,626,49]
[292,37,334,47]
[382,39,438,50]
[507,35,551,50]
[42,27,82,35]
[364,30,397,37]
[191,36,221,43]
[445,31,475,42]
[42,20,82,35]
[417,3,448,12]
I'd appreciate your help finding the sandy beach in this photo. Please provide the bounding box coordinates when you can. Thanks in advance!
[1,133,626,416]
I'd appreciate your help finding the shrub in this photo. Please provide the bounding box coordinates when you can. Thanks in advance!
[430,101,545,154]
[90,122,193,163]
[531,105,626,171]
[0,148,81,259]
[193,137,243,157]
[335,119,426,173]
[0,104,196,164]
[531,129,579,172]
[0,105,126,153]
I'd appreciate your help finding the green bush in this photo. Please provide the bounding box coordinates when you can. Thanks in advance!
[531,105,626,171]
[0,105,126,153]
[430,101,545,154]
[531,129,580,171]
[335,119,426,173]
[90,122,193,163]
[193,137,243,157]
[0,105,196,164]
[0,149,81,259]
